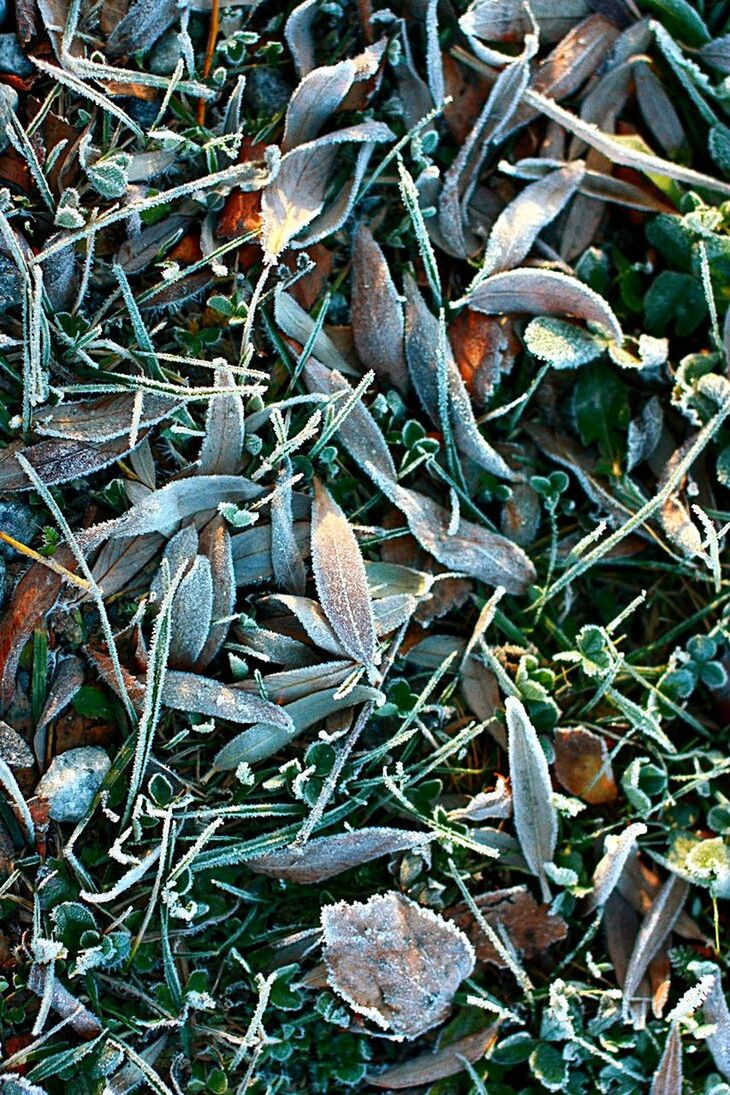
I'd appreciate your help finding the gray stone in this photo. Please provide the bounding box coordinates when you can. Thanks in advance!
[0,500,35,554]
[36,747,111,822]
[149,30,183,75]
[244,67,292,118]
[0,85,18,156]
[0,34,33,77]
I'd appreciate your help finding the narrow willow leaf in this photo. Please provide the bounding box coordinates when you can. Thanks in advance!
[232,521,310,586]
[622,874,689,1021]
[386,475,534,593]
[311,478,378,679]
[261,122,393,258]
[162,671,293,731]
[198,365,244,475]
[404,277,517,480]
[213,683,381,767]
[282,59,356,152]
[589,823,648,911]
[0,434,147,491]
[247,827,432,883]
[634,60,685,157]
[703,969,730,1079]
[82,476,262,548]
[34,392,179,442]
[368,1024,499,1088]
[524,87,730,197]
[351,224,407,393]
[479,162,584,279]
[650,1024,682,1095]
[285,0,318,76]
[465,267,623,342]
[505,695,557,902]
[271,464,307,595]
[265,593,345,656]
[274,290,356,376]
[168,556,213,670]
[196,518,236,671]
[106,0,177,55]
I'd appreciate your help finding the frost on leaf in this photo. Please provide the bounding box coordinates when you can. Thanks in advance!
[321,891,475,1039]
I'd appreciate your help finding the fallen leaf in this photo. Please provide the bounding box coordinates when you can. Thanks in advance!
[247,827,432,883]
[553,726,617,804]
[322,891,475,1039]
[368,1024,499,1088]
[447,885,567,968]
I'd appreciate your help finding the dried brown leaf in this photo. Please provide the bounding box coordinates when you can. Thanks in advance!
[322,892,475,1039]
[367,1024,499,1088]
[553,726,617,804]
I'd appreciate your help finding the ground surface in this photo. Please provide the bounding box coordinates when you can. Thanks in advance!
[0,0,729,1092]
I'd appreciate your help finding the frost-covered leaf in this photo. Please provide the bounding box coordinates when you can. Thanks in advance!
[467,268,623,342]
[480,162,584,277]
[168,555,213,670]
[524,316,606,369]
[622,873,689,1021]
[506,695,557,902]
[367,1025,499,1088]
[590,823,648,911]
[198,365,245,475]
[351,224,407,393]
[248,827,432,883]
[650,1023,683,1095]
[261,123,392,258]
[311,478,379,679]
[321,891,475,1039]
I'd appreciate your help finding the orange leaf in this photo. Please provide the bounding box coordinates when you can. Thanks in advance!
[554,726,618,805]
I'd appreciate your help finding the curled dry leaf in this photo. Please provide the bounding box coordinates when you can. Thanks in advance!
[195,518,236,670]
[247,827,433,883]
[311,478,379,681]
[450,309,519,405]
[446,885,567,968]
[553,726,617,804]
[0,550,73,711]
[321,891,475,1039]
[506,696,557,902]
[367,1024,499,1089]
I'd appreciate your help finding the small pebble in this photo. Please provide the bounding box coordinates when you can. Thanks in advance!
[244,67,292,118]
[35,746,111,822]
[0,34,33,77]
[0,500,35,556]
[149,30,183,75]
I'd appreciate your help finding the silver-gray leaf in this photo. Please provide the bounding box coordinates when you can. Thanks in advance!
[506,695,557,902]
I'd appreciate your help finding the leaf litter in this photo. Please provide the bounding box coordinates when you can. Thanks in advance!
[0,0,728,1090]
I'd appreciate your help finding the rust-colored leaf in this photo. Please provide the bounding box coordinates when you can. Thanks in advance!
[553,726,617,804]
[446,886,567,968]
